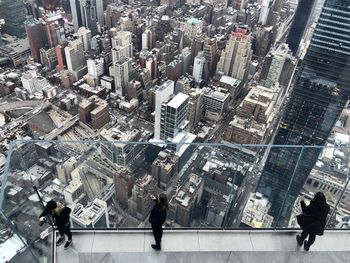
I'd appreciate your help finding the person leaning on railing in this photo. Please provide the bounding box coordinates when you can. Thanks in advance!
[39,200,73,249]
[296,192,330,251]
[149,193,168,251]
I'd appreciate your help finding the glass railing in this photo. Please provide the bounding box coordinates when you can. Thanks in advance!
[1,140,350,262]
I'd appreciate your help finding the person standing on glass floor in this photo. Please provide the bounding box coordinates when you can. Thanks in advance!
[149,193,168,251]
[39,200,73,249]
[296,192,330,251]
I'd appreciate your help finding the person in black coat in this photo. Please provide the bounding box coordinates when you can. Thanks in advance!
[296,192,330,251]
[39,200,73,249]
[149,193,168,250]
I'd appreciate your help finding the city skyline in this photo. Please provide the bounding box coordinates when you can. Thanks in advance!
[0,0,350,261]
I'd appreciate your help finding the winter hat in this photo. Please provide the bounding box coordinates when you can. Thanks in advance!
[46,200,57,211]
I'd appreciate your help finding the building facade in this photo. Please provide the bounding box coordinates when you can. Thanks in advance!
[257,0,350,225]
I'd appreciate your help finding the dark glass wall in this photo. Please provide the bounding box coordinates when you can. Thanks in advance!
[257,0,350,226]
[286,0,315,55]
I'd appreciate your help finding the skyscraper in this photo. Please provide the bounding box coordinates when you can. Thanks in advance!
[193,51,207,83]
[264,43,292,88]
[154,80,175,140]
[217,27,252,81]
[109,57,132,97]
[2,0,27,37]
[160,93,189,141]
[25,20,48,63]
[111,31,133,62]
[286,0,316,56]
[203,38,218,77]
[257,0,350,226]
[79,0,103,35]
[69,0,83,31]
[65,38,87,81]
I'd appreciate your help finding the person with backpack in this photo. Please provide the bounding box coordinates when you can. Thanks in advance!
[296,192,330,251]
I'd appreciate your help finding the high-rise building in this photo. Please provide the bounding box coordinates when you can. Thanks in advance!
[217,27,252,81]
[128,174,158,220]
[100,128,143,167]
[160,93,189,141]
[257,0,350,226]
[169,173,204,226]
[142,28,153,51]
[114,168,135,208]
[166,57,183,82]
[69,0,83,31]
[286,0,316,55]
[224,85,276,147]
[190,35,204,64]
[259,0,272,25]
[105,4,123,29]
[145,55,158,80]
[202,86,230,121]
[65,38,87,81]
[254,25,274,59]
[154,80,175,140]
[76,27,92,51]
[186,88,204,132]
[181,47,192,75]
[193,51,207,83]
[203,38,218,77]
[152,151,179,189]
[79,95,110,129]
[232,0,247,10]
[56,45,67,71]
[25,21,48,63]
[79,0,103,35]
[87,58,104,78]
[44,12,65,47]
[71,198,110,228]
[264,44,291,88]
[109,57,132,97]
[40,47,58,71]
[2,0,27,37]
[111,31,133,62]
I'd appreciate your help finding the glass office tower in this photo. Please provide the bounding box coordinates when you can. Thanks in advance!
[257,0,350,226]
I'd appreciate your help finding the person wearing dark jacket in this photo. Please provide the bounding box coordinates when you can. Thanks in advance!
[149,193,168,250]
[39,200,73,249]
[296,192,330,251]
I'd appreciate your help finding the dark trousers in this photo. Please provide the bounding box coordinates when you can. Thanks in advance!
[57,223,72,240]
[152,224,163,247]
[300,230,316,247]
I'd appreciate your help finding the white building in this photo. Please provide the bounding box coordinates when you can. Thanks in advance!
[154,80,175,140]
[64,38,87,81]
[193,51,206,83]
[109,57,132,96]
[111,31,133,62]
[76,27,92,51]
[160,93,189,141]
[71,198,110,228]
[259,0,272,25]
[142,28,153,50]
[87,57,104,78]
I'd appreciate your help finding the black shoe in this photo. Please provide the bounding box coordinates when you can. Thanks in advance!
[296,235,303,246]
[56,236,65,246]
[151,244,161,250]
[64,239,72,249]
[304,240,310,251]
